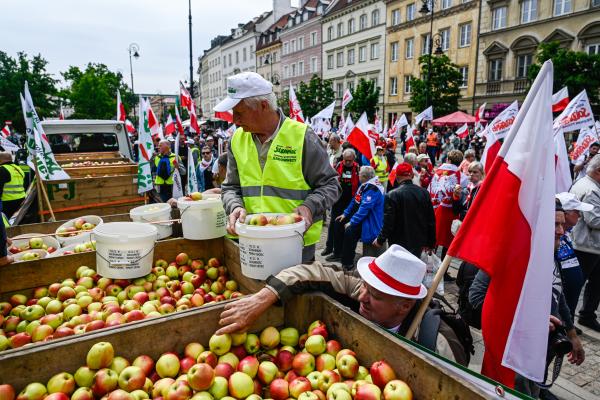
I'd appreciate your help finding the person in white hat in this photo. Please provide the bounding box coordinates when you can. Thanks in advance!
[216,244,469,365]
[216,71,340,263]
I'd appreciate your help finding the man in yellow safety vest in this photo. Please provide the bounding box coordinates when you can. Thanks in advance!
[152,140,184,203]
[370,146,389,189]
[216,72,341,263]
[0,152,26,218]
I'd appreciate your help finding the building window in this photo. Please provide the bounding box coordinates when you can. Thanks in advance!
[404,75,412,93]
[250,45,254,58]
[459,23,471,47]
[359,46,367,62]
[588,43,600,55]
[389,77,398,95]
[310,31,317,46]
[327,26,333,41]
[348,18,355,34]
[298,61,304,76]
[390,42,399,62]
[492,6,507,30]
[370,43,379,59]
[441,0,452,9]
[348,48,355,65]
[291,39,296,52]
[337,83,343,98]
[235,51,239,63]
[554,0,572,15]
[521,0,537,23]
[459,66,468,87]
[421,33,431,55]
[337,52,344,67]
[298,37,304,50]
[405,38,414,58]
[284,42,289,55]
[359,14,368,30]
[243,48,247,62]
[223,56,226,67]
[284,65,289,78]
[391,9,400,25]
[348,81,354,92]
[516,54,532,78]
[488,59,503,81]
[327,54,334,69]
[593,0,600,6]
[228,54,232,65]
[273,52,277,62]
[291,63,296,77]
[372,9,380,26]
[371,77,378,88]
[337,22,343,37]
[440,29,450,51]
[406,3,415,21]
[311,57,318,72]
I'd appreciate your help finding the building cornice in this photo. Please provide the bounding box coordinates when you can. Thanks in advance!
[323,23,386,46]
[322,0,382,23]
[387,0,478,34]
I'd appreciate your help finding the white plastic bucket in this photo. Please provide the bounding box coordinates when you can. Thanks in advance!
[235,213,306,280]
[177,197,226,240]
[130,203,173,239]
[8,234,61,256]
[47,241,96,258]
[55,215,104,246]
[93,222,158,279]
[13,249,48,263]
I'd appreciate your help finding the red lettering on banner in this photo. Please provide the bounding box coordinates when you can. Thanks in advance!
[560,108,591,126]
[492,116,515,132]
[570,135,595,161]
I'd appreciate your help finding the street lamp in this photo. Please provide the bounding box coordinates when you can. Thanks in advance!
[263,54,280,86]
[128,43,140,95]
[420,0,444,108]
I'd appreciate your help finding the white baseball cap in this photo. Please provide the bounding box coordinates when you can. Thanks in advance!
[357,244,427,299]
[556,192,593,212]
[214,72,273,112]
[185,139,194,145]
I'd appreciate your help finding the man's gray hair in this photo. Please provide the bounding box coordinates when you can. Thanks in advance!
[359,166,376,180]
[464,149,476,158]
[158,139,170,147]
[329,134,340,142]
[243,93,278,111]
[404,152,417,166]
[587,154,600,174]
[468,161,484,173]
[342,148,356,159]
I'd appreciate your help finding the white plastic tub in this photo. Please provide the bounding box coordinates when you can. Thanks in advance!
[92,222,158,279]
[235,213,305,280]
[177,197,226,240]
[8,234,60,255]
[55,215,104,246]
[47,241,96,258]
[130,203,173,239]
[13,249,48,263]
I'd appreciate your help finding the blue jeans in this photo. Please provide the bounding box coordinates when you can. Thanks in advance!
[559,263,585,321]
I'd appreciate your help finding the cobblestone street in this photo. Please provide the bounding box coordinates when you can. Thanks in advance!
[314,223,600,400]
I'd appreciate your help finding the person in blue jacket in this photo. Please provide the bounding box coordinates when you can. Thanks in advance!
[335,166,385,270]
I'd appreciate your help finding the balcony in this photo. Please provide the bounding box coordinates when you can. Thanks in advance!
[477,78,531,97]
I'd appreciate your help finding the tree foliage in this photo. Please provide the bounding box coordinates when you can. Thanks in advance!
[61,63,135,120]
[345,78,380,121]
[295,75,335,119]
[408,54,463,117]
[0,51,58,133]
[278,89,290,115]
[528,41,600,105]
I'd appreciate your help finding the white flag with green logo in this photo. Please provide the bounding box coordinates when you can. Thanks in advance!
[186,146,198,194]
[172,131,184,199]
[20,82,70,181]
[137,98,154,194]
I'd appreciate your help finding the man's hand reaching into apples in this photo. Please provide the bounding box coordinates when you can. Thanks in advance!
[217,288,278,334]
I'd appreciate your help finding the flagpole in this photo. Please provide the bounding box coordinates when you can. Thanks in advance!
[32,155,56,222]
[405,254,454,339]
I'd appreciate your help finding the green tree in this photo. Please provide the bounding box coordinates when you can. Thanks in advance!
[345,78,380,121]
[408,54,463,117]
[0,51,58,133]
[528,41,600,105]
[278,89,290,115]
[295,74,335,118]
[61,63,135,120]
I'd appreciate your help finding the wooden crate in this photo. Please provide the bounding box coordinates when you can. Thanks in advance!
[61,164,138,178]
[7,213,131,237]
[54,152,125,162]
[0,293,494,398]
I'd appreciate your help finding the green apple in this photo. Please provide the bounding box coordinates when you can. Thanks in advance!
[209,334,232,356]
[17,382,47,400]
[156,353,180,378]
[74,366,96,388]
[228,372,254,399]
[280,327,299,347]
[47,372,76,395]
[86,342,115,369]
[208,376,228,399]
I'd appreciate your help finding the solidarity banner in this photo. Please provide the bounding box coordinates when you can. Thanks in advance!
[553,90,594,133]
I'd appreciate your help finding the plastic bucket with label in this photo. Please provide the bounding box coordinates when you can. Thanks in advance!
[177,197,226,240]
[235,213,305,280]
[130,203,173,239]
[93,222,158,279]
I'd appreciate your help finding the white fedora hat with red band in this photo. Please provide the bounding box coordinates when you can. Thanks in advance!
[357,244,427,299]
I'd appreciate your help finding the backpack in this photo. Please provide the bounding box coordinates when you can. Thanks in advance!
[156,156,172,181]
[456,261,483,329]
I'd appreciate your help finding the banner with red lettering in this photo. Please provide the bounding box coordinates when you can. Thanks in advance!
[570,125,599,162]
[553,90,594,133]
[481,100,519,140]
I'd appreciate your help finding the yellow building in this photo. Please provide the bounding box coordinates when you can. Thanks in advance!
[384,0,481,125]
[475,0,600,108]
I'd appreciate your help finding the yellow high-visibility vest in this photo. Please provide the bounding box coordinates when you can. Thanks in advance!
[1,164,25,202]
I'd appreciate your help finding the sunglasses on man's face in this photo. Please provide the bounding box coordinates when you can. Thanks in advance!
[202,152,211,155]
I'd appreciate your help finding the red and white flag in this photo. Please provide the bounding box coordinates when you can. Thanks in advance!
[146,100,160,137]
[552,87,569,113]
[553,89,594,133]
[569,125,599,162]
[215,110,233,123]
[1,125,10,138]
[289,85,304,123]
[480,100,519,173]
[174,105,185,136]
[405,124,416,150]
[342,89,353,110]
[164,114,176,136]
[180,82,200,134]
[448,60,555,387]
[338,114,354,139]
[554,129,572,193]
[125,119,136,134]
[456,123,469,139]
[59,103,65,120]
[475,102,486,123]
[414,106,433,126]
[117,90,126,122]
[347,112,376,160]
[388,161,400,184]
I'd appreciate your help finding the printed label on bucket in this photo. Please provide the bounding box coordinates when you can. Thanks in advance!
[239,242,265,269]
[216,210,226,229]
[108,248,144,269]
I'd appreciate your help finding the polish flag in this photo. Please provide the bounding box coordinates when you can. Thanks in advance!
[117,90,126,122]
[125,119,136,134]
[405,124,416,150]
[552,87,569,113]
[388,161,400,184]
[456,123,469,139]
[164,114,176,136]
[146,100,160,137]
[414,106,433,126]
[475,102,486,123]
[174,105,185,136]
[215,110,233,123]
[347,112,376,160]
[448,60,556,387]
[289,85,304,123]
[1,125,10,138]
[342,89,353,110]
[480,100,519,173]
[180,82,200,134]
[59,103,65,120]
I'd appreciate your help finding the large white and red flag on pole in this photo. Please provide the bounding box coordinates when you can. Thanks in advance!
[59,103,65,120]
[215,110,233,123]
[117,90,126,122]
[414,106,433,126]
[341,89,353,110]
[288,84,304,123]
[347,112,376,160]
[456,123,469,139]
[474,102,486,131]
[164,114,176,137]
[405,124,417,150]
[145,100,160,137]
[125,119,136,134]
[448,60,556,387]
[180,82,200,134]
[480,100,519,173]
[1,125,10,139]
[554,129,572,193]
[553,89,594,133]
[174,105,185,136]
[552,87,569,113]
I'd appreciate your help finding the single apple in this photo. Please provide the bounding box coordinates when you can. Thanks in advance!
[259,326,280,350]
[257,360,278,385]
[280,327,299,347]
[305,335,326,356]
[91,368,118,397]
[269,378,289,400]
[382,380,412,400]
[46,372,75,395]
[16,383,47,400]
[289,377,312,398]
[316,354,336,372]
[156,353,181,378]
[118,366,146,391]
[370,361,396,389]
[187,363,215,391]
[209,333,232,355]
[74,366,96,388]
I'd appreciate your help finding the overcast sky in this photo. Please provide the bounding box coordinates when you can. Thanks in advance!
[1,0,292,95]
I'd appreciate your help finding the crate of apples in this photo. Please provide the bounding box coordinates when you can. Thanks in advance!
[0,321,413,400]
[247,213,303,227]
[0,254,241,352]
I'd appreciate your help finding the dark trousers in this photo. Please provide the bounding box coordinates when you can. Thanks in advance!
[574,249,600,320]
[559,264,585,321]
[341,224,361,267]
[325,205,346,255]
[426,146,437,164]
[2,198,24,218]
[0,214,6,258]
[158,184,173,203]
